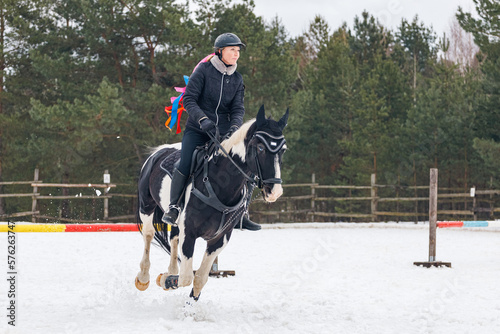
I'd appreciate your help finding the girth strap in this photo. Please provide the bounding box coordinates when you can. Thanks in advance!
[191,178,247,214]
[191,154,247,239]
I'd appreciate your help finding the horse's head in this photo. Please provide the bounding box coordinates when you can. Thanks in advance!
[222,105,288,203]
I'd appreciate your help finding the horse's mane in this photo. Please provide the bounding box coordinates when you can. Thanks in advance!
[220,118,256,161]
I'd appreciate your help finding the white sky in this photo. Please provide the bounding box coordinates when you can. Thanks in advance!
[249,0,477,38]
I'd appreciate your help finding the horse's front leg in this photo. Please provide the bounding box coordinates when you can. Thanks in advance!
[191,232,231,300]
[157,217,195,290]
[135,212,155,291]
[168,226,180,275]
[156,226,180,289]
[178,232,195,288]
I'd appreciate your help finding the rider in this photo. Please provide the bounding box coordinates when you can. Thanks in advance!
[162,32,261,231]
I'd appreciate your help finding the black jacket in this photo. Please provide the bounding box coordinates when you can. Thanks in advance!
[183,56,245,135]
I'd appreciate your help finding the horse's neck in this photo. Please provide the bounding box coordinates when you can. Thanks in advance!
[208,155,248,203]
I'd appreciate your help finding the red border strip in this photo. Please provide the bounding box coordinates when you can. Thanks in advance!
[65,223,139,232]
[437,221,464,228]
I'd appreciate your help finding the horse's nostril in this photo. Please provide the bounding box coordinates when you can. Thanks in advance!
[264,185,272,195]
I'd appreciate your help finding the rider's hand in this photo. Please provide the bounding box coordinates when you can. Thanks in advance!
[223,125,239,141]
[199,118,216,136]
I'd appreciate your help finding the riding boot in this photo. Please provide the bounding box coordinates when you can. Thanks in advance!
[162,169,189,226]
[239,183,261,231]
[240,214,262,231]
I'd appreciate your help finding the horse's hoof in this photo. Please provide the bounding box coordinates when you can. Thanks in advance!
[190,288,201,301]
[156,273,164,287]
[135,277,149,291]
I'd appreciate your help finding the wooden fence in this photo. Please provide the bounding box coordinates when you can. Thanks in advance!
[1,170,499,223]
[249,174,500,223]
[0,169,135,223]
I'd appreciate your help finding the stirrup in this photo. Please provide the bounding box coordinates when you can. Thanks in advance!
[162,205,180,226]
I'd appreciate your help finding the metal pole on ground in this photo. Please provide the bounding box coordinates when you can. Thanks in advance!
[208,256,235,277]
[414,168,451,268]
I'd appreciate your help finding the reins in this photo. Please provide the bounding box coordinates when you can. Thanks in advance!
[192,128,283,241]
[206,130,261,188]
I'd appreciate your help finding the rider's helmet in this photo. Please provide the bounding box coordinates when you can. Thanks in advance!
[214,33,246,55]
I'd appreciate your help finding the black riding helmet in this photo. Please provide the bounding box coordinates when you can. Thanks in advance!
[214,33,246,54]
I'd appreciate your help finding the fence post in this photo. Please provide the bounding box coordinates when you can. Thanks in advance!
[103,170,110,220]
[428,168,438,262]
[311,173,315,222]
[371,173,377,221]
[471,186,477,221]
[490,177,495,220]
[414,168,451,268]
[32,168,39,223]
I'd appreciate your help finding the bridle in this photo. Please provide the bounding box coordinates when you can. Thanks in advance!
[195,127,285,240]
[207,129,286,190]
[252,131,286,188]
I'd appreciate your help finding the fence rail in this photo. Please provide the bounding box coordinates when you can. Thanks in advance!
[0,169,126,222]
[249,173,499,223]
[1,170,498,223]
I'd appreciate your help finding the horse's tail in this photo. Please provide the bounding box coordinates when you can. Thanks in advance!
[152,205,172,255]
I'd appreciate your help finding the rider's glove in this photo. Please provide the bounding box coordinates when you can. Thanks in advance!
[199,117,216,137]
[223,125,239,141]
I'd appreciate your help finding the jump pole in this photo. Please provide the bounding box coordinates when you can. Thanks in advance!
[414,168,451,268]
[208,256,235,277]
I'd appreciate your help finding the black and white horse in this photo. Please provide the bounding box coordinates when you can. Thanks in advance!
[135,106,288,300]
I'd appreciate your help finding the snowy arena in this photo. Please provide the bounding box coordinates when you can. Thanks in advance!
[1,222,499,334]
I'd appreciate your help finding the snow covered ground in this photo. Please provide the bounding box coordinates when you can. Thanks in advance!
[1,223,499,334]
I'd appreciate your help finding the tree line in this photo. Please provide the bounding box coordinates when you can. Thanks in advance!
[1,0,499,218]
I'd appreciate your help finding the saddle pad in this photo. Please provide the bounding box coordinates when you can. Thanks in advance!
[159,149,181,176]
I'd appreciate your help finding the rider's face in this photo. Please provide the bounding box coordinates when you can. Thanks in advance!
[221,46,240,65]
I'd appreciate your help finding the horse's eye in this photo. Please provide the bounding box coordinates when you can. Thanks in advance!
[257,144,265,152]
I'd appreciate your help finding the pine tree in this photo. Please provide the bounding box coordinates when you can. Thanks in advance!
[458,0,500,185]
[457,0,500,51]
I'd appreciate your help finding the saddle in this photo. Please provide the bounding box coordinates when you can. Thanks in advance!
[159,140,218,178]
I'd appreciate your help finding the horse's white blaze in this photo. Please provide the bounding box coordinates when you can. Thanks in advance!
[265,155,283,202]
[137,212,155,283]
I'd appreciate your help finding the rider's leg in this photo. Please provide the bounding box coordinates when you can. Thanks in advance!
[162,168,188,225]
[239,183,261,231]
[240,214,261,231]
[162,129,209,225]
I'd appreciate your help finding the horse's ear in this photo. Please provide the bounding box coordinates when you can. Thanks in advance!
[278,108,289,130]
[256,105,266,127]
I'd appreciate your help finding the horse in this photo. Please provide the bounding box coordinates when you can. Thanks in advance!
[134,105,288,301]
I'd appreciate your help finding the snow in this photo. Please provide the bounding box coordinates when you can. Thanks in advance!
[1,223,500,333]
